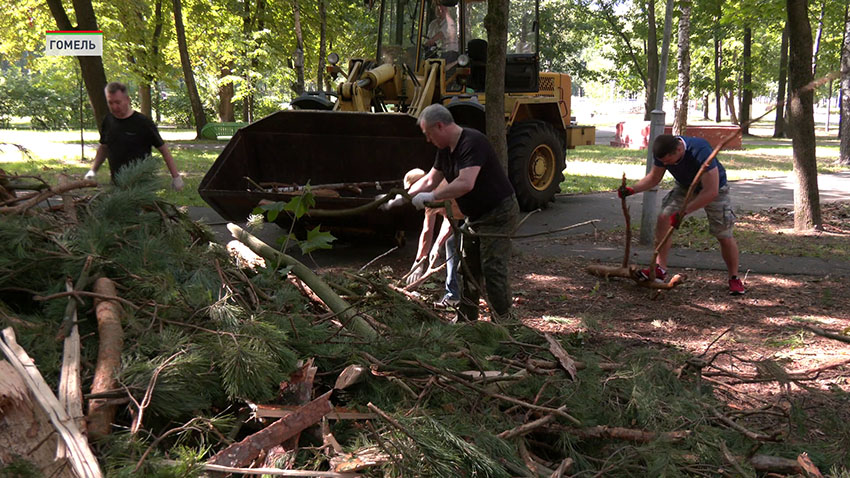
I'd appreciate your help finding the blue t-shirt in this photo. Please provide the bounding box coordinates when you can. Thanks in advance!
[653,136,727,189]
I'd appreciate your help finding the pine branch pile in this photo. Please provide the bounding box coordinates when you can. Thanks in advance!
[1,160,848,477]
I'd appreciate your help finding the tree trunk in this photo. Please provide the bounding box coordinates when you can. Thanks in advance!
[485,0,509,171]
[774,22,790,138]
[673,0,692,135]
[173,0,207,137]
[139,84,152,118]
[726,91,738,124]
[317,0,327,92]
[645,0,659,121]
[293,0,305,96]
[219,66,235,122]
[740,26,752,134]
[714,17,722,122]
[703,94,710,119]
[44,0,108,131]
[840,2,850,165]
[787,0,822,231]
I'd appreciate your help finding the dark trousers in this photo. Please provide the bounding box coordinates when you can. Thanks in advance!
[458,195,519,321]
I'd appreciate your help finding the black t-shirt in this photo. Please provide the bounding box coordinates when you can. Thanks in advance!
[433,128,514,220]
[99,112,164,178]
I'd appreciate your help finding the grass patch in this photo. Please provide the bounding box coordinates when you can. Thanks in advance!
[667,202,850,261]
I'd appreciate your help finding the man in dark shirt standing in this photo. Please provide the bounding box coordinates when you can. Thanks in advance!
[619,134,744,295]
[409,104,519,322]
[85,82,183,190]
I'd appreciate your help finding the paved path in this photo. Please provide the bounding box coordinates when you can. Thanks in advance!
[191,170,850,277]
[513,171,850,276]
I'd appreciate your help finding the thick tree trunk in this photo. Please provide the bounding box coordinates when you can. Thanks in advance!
[840,3,850,165]
[740,26,752,134]
[293,0,305,96]
[317,0,327,92]
[485,0,509,171]
[219,66,235,122]
[703,94,710,119]
[173,0,207,137]
[645,0,659,121]
[774,23,790,138]
[787,0,822,231]
[673,0,692,135]
[139,84,152,118]
[45,0,108,131]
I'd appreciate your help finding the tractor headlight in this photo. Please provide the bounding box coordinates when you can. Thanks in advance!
[327,52,340,65]
[457,54,470,67]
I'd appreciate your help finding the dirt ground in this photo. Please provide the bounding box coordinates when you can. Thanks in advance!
[384,202,850,407]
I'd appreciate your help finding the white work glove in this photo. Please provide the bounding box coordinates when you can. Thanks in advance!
[412,191,435,210]
[84,169,97,180]
[378,193,406,211]
[171,175,185,191]
[405,260,428,285]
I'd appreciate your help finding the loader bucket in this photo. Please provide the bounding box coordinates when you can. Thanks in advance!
[198,110,436,239]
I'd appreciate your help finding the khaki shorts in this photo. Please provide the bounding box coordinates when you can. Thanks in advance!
[661,185,736,238]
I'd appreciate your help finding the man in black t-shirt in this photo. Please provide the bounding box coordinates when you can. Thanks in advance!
[85,82,183,190]
[409,104,519,322]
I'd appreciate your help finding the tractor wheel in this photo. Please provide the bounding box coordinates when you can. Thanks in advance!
[507,120,566,211]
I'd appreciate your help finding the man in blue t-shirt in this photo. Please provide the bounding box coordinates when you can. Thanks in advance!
[85,82,183,190]
[408,104,519,321]
[619,134,744,295]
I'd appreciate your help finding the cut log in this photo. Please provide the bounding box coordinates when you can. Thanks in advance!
[209,391,333,468]
[330,446,390,472]
[0,361,76,478]
[585,264,686,290]
[544,334,577,380]
[334,364,366,390]
[87,278,124,440]
[0,328,103,478]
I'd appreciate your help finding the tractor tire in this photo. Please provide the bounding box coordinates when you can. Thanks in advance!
[507,120,566,211]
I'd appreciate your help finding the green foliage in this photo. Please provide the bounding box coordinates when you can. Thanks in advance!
[0,456,41,478]
[0,62,95,129]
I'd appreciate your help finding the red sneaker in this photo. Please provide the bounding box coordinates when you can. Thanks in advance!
[729,277,745,295]
[637,265,667,281]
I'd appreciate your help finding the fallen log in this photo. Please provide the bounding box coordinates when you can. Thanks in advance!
[0,327,103,478]
[87,277,125,440]
[546,424,691,443]
[229,223,377,340]
[209,391,333,469]
[585,264,686,290]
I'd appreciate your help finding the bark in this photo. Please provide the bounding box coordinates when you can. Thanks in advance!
[703,94,710,120]
[645,0,659,121]
[841,3,850,164]
[87,278,124,439]
[787,0,822,231]
[173,0,207,137]
[485,0,509,171]
[218,66,235,122]
[317,0,327,92]
[673,0,692,135]
[44,0,108,131]
[293,0,305,96]
[740,26,752,134]
[775,22,790,138]
[139,84,152,119]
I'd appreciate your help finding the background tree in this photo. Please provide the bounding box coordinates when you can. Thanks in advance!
[786,0,821,231]
[673,0,692,135]
[44,0,108,129]
[840,2,850,166]
[485,0,509,169]
[173,0,207,137]
[774,22,789,137]
[740,25,752,133]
